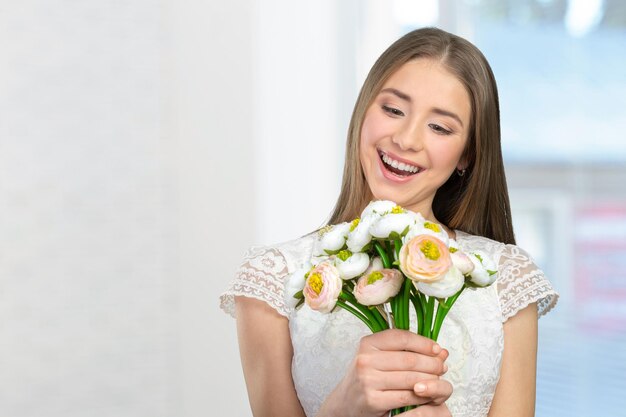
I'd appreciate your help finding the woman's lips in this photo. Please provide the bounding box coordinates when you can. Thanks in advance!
[377,150,424,183]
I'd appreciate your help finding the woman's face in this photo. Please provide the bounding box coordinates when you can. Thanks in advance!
[359,58,471,220]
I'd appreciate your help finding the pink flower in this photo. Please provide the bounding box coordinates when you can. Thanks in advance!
[450,251,475,275]
[399,235,451,283]
[354,268,404,306]
[303,261,343,313]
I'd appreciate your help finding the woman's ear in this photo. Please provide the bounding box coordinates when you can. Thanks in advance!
[456,157,468,171]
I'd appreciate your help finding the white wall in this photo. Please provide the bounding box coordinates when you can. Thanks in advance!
[0,1,177,416]
[0,1,357,416]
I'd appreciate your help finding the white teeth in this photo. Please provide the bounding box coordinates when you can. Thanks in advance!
[381,152,420,174]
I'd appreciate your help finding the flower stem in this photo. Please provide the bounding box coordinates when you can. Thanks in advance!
[340,292,384,332]
[411,292,423,334]
[423,296,435,338]
[374,241,391,268]
[399,278,412,330]
[431,285,465,341]
[431,300,447,342]
[336,300,378,333]
[394,238,402,261]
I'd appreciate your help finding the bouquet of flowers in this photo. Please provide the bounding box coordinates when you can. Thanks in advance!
[285,200,497,415]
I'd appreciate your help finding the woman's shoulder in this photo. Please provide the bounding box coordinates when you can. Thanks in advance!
[454,229,506,258]
[455,230,559,320]
[246,232,319,272]
[220,232,319,319]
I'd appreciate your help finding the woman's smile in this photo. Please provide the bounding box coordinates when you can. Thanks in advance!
[377,149,424,182]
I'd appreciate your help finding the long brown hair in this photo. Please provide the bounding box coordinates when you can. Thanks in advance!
[327,27,515,244]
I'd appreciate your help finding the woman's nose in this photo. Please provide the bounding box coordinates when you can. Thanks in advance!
[392,122,423,152]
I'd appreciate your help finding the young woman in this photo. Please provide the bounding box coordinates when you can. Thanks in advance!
[221,27,558,417]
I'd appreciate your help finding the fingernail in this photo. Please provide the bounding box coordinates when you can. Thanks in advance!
[443,364,448,373]
[432,344,441,354]
[415,383,427,393]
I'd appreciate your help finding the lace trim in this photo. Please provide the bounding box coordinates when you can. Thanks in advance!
[219,246,290,318]
[497,244,559,321]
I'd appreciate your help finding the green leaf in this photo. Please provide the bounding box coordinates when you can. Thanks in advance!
[487,269,497,276]
[389,231,400,240]
[293,290,304,299]
[324,248,342,255]
[401,225,410,236]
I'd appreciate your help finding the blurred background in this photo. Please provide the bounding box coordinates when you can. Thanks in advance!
[1,0,624,416]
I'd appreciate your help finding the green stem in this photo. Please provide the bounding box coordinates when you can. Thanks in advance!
[431,300,447,342]
[374,241,391,268]
[336,300,377,332]
[371,305,390,330]
[411,292,423,334]
[400,277,412,330]
[394,238,402,261]
[431,285,466,341]
[386,241,395,266]
[423,296,435,338]
[340,292,383,332]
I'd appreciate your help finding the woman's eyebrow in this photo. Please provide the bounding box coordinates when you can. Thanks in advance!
[432,108,464,128]
[380,88,411,102]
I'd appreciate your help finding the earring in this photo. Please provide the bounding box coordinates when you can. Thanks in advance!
[456,168,466,177]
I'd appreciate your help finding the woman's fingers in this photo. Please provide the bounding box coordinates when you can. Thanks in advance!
[361,329,442,356]
[371,389,435,411]
[357,350,447,375]
[413,379,453,405]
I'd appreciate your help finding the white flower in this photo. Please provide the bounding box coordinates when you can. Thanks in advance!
[364,256,384,275]
[369,212,416,239]
[416,265,464,299]
[360,200,397,218]
[468,251,497,287]
[283,264,310,309]
[346,215,376,252]
[451,251,475,275]
[319,222,351,253]
[335,251,370,280]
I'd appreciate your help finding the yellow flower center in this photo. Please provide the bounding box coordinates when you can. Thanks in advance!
[349,218,360,231]
[420,240,441,260]
[337,250,352,261]
[424,222,441,233]
[391,205,405,214]
[308,273,324,295]
[449,247,458,253]
[367,271,384,285]
[318,225,333,236]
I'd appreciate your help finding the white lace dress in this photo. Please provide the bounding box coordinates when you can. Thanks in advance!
[220,230,559,417]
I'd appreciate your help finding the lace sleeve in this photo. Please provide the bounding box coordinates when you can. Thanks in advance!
[497,244,559,321]
[219,246,290,318]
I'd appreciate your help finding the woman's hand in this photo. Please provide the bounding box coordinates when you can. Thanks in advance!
[317,329,452,417]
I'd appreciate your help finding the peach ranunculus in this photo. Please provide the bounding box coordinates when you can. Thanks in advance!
[399,235,452,283]
[354,268,404,306]
[303,261,343,313]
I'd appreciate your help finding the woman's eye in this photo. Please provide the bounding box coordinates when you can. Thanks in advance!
[382,105,404,117]
[428,123,452,135]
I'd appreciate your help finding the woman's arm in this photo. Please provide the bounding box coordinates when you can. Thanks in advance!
[488,303,538,417]
[235,296,307,417]
[236,296,454,417]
